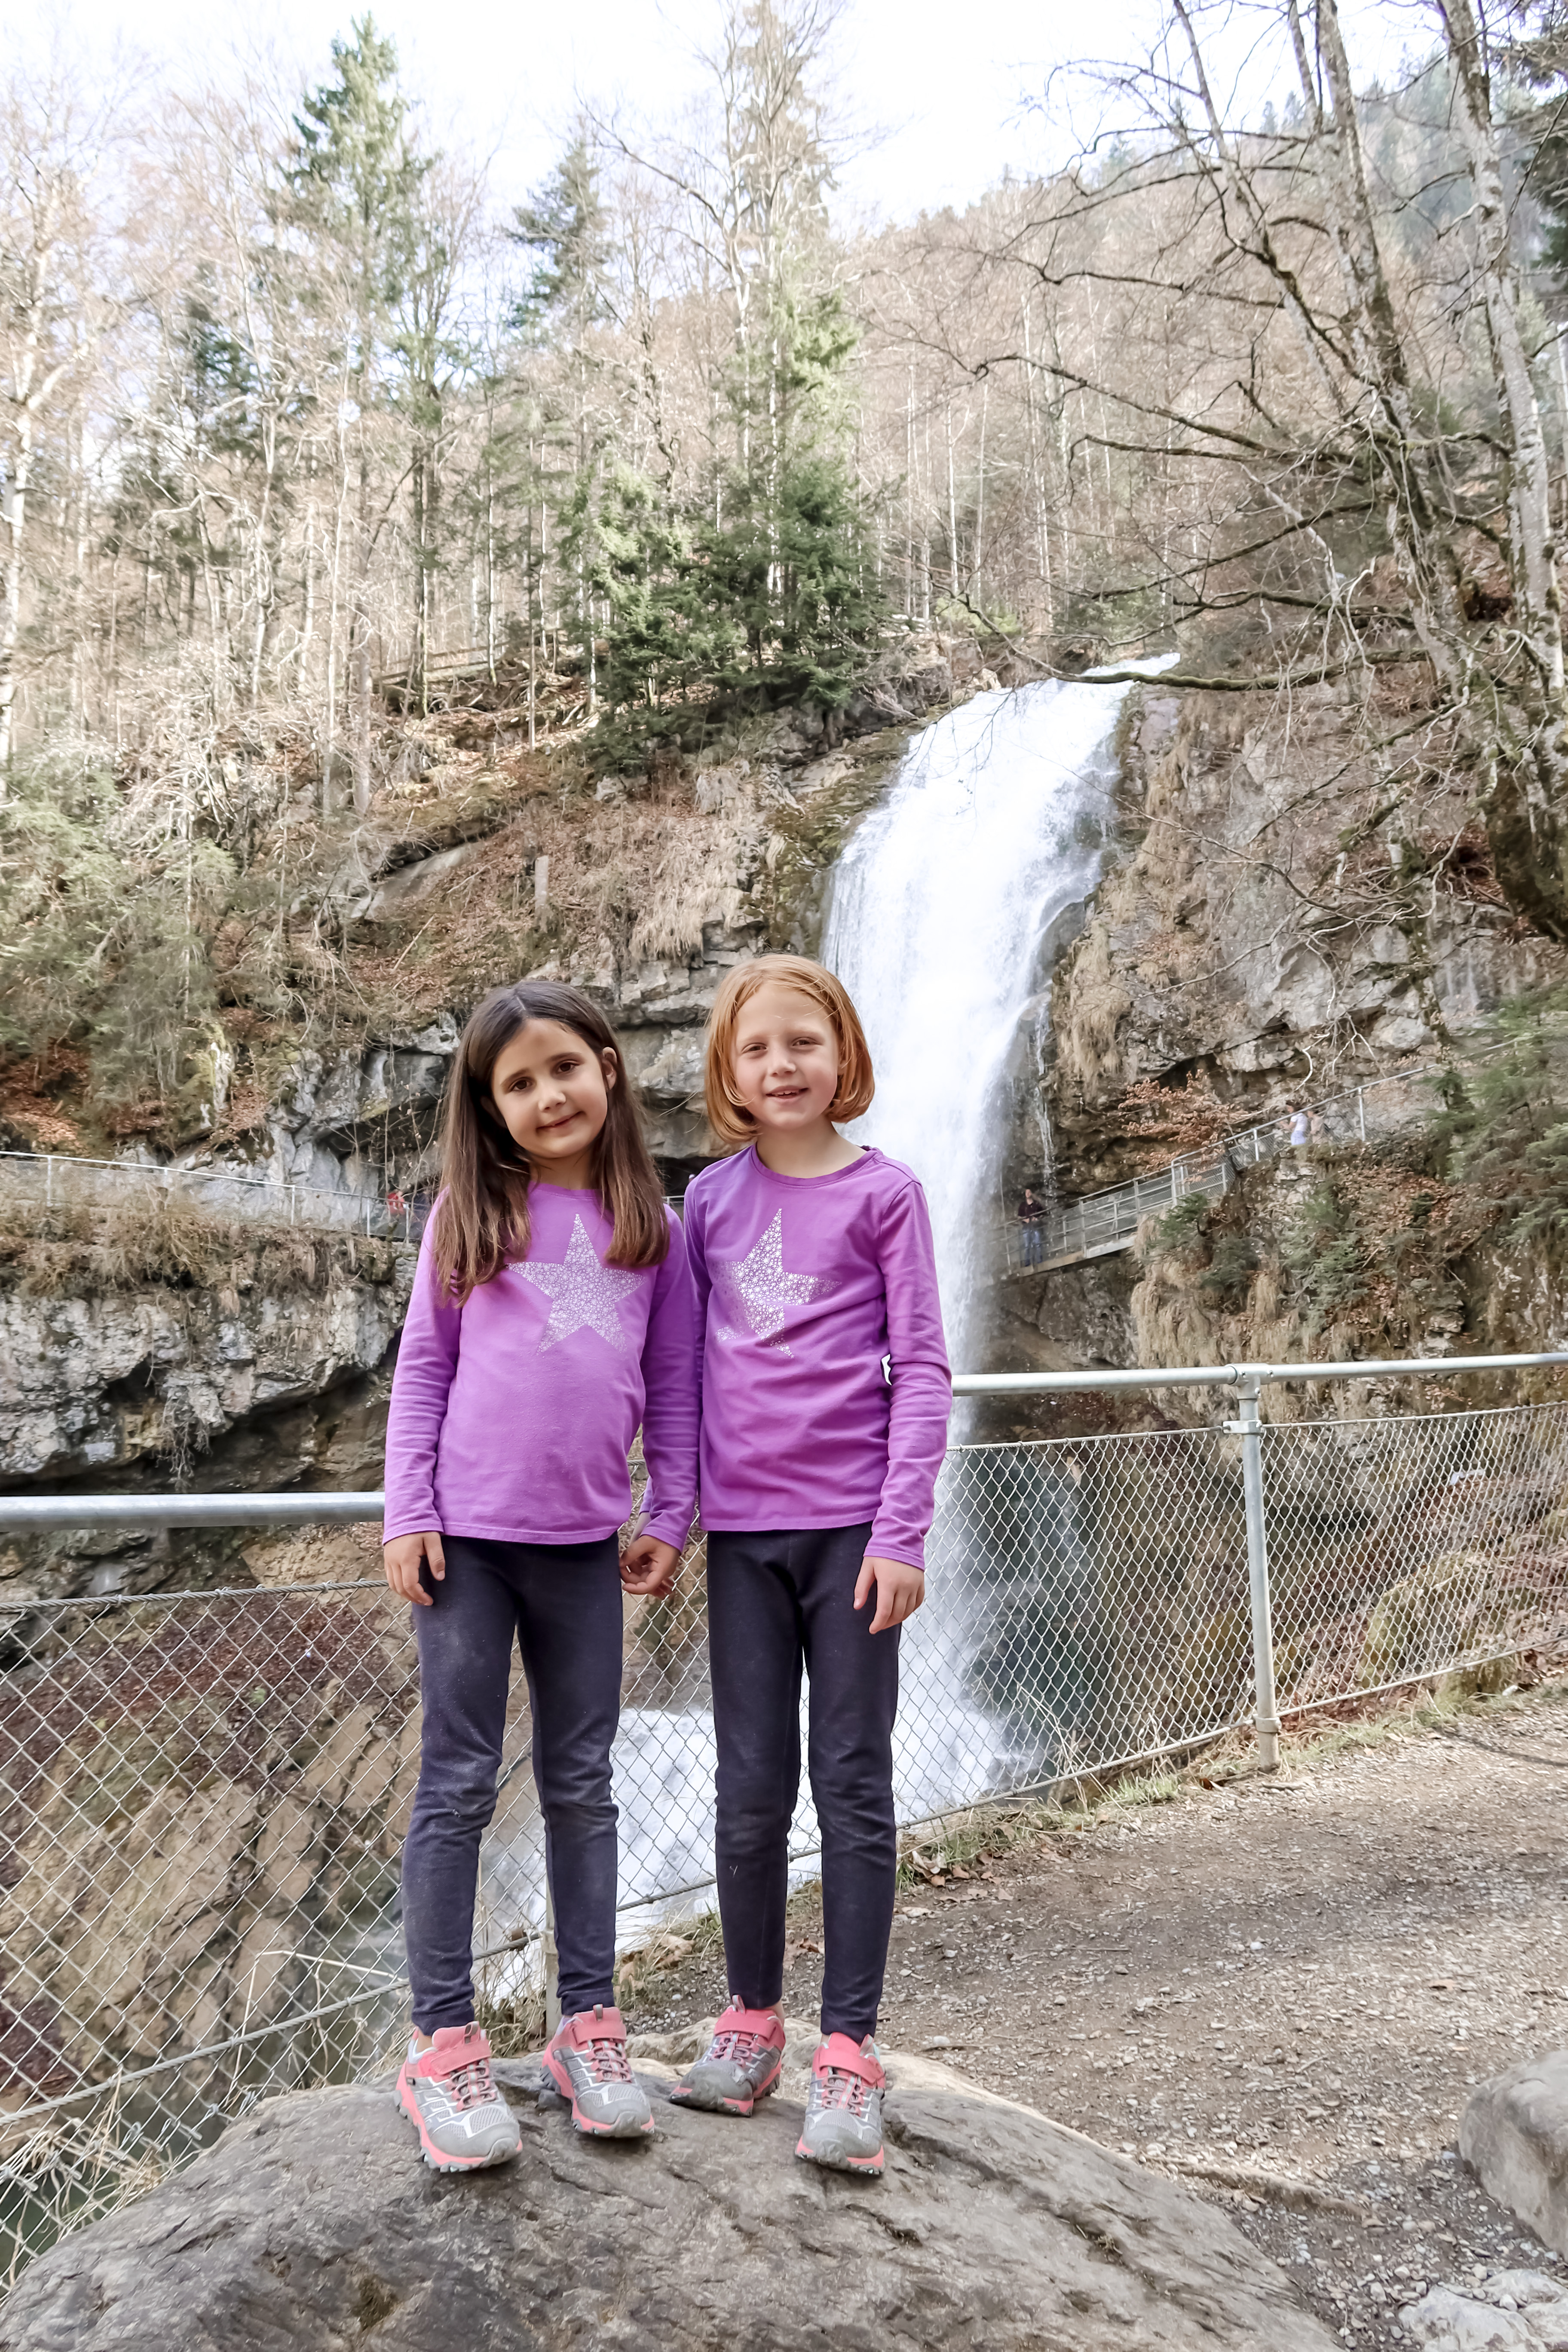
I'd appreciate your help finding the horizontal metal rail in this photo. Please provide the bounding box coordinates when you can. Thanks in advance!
[0,1491,385,1531]
[952,1351,1568,1395]
[0,1147,405,1237]
[5,1357,1565,1530]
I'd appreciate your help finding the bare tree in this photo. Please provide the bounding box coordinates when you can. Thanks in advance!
[0,66,128,776]
[862,0,1568,937]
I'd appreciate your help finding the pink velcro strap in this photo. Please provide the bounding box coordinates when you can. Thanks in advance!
[716,2003,787,2045]
[564,2003,627,2047]
[816,2033,884,2087]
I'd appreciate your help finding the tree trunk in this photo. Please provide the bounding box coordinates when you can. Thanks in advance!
[0,404,31,777]
[352,440,373,815]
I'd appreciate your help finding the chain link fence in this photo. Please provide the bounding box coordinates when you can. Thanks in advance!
[4,1381,1568,2289]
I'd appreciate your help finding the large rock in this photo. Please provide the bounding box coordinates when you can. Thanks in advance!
[0,2047,1335,2351]
[1462,2051,1568,2254]
[1400,2270,1568,2349]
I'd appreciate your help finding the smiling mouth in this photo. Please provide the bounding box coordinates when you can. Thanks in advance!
[537,1112,581,1133]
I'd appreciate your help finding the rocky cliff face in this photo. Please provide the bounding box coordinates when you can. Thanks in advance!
[0,1206,413,1602]
[999,681,1568,1403]
[1050,684,1566,1186]
[240,637,981,1195]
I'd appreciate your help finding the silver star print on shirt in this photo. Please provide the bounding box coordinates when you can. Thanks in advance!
[711,1209,839,1357]
[513,1214,640,1353]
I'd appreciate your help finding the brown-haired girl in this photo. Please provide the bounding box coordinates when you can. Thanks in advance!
[670,954,951,2176]
[382,980,698,2168]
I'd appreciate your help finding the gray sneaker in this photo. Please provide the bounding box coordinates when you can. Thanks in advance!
[670,2003,787,2115]
[542,2002,654,2138]
[796,2032,886,2175]
[397,2024,522,2171]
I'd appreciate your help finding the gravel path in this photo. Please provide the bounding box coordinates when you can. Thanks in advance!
[624,1683,1568,2348]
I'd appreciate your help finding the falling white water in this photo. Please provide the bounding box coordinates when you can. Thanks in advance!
[822,678,1137,1365]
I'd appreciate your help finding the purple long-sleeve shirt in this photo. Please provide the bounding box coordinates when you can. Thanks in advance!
[683,1145,952,1570]
[382,1184,700,1550]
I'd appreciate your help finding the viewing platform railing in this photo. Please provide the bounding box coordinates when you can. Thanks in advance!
[0,1148,416,1239]
[1012,1060,1452,1275]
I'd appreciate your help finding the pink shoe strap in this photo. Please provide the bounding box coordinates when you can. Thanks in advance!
[559,2003,634,2082]
[561,2002,627,2049]
[715,2003,786,2043]
[419,2024,492,2079]
[815,2032,884,2086]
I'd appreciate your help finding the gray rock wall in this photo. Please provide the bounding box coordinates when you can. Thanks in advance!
[1049,685,1568,1189]
[0,1228,412,1603]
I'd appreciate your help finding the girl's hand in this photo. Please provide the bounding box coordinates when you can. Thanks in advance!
[854,1555,925,1635]
[384,1530,445,1606]
[620,1536,680,1597]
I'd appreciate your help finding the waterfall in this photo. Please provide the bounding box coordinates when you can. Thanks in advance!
[822,678,1136,1363]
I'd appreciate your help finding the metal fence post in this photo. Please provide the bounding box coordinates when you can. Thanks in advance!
[543,1880,561,2036]
[1234,1368,1282,1771]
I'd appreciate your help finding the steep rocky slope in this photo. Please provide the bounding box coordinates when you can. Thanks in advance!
[0,1198,412,1601]
[1051,683,1565,1183]
[200,634,983,1199]
[1009,682,1568,1406]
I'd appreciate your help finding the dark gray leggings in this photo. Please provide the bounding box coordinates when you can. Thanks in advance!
[707,1523,900,2043]
[401,1534,623,2031]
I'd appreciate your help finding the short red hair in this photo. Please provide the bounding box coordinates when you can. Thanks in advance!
[703,954,876,1150]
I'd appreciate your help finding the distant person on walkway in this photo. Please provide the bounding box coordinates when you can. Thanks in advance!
[670,954,952,2177]
[1289,1103,1311,1149]
[1018,1185,1045,1268]
[382,980,699,2169]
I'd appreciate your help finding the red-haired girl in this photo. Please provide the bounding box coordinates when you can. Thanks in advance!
[383,980,698,2168]
[671,954,951,2175]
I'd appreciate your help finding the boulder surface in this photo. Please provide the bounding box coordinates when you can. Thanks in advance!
[1462,2050,1568,2255]
[0,2048,1337,2351]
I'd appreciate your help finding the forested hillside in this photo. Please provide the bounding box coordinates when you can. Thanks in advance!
[10,0,1568,1171]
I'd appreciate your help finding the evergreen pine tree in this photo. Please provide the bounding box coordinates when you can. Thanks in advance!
[286,20,429,806]
[510,136,614,708]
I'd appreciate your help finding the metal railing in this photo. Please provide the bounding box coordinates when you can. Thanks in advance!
[0,1148,413,1240]
[4,1350,1568,2290]
[1011,1059,1450,1274]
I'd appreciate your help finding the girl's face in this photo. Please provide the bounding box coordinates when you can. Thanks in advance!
[488,1018,616,1183]
[731,982,842,1136]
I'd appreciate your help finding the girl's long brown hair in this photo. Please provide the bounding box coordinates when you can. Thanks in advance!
[429,981,670,1303]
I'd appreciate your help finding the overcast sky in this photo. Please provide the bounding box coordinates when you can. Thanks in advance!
[31,0,1439,224]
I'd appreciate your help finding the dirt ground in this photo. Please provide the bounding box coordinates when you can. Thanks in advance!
[622,1680,1568,2349]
